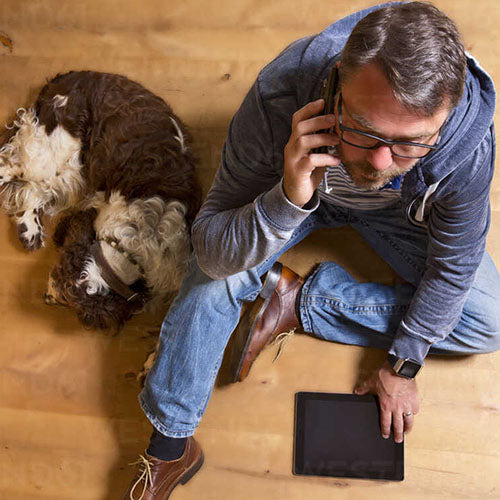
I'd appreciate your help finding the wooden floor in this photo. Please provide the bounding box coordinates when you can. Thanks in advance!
[1,1,499,499]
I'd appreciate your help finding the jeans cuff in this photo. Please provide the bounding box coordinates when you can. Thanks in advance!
[138,392,197,439]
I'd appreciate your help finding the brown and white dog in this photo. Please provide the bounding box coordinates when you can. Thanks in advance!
[0,71,201,329]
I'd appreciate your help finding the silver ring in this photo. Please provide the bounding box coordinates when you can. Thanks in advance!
[404,411,413,417]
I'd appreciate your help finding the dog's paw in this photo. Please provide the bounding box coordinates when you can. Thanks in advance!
[17,222,45,250]
[137,349,157,388]
[16,209,45,251]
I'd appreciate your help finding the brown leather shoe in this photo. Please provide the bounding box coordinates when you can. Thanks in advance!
[121,437,204,500]
[229,262,303,382]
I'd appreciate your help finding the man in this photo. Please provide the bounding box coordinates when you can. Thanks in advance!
[121,2,499,498]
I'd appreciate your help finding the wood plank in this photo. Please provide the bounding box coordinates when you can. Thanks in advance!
[0,1,499,499]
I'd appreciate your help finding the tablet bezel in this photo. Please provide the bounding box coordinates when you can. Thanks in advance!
[293,392,404,481]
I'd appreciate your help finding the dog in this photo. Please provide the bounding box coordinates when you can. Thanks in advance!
[0,71,201,329]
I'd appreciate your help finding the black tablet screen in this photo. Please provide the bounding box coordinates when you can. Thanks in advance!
[294,392,404,481]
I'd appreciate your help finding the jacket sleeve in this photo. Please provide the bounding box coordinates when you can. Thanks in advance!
[191,80,319,280]
[389,131,495,364]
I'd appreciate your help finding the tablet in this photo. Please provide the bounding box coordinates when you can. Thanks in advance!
[293,392,404,481]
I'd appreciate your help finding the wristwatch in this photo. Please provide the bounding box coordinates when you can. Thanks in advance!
[387,354,422,379]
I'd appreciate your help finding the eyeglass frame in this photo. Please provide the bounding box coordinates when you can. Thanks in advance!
[336,91,442,159]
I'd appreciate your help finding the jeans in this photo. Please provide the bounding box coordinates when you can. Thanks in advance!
[139,201,500,437]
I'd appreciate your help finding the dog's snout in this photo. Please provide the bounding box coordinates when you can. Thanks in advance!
[44,292,59,305]
[45,274,68,306]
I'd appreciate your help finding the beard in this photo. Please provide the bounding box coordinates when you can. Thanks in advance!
[337,143,416,191]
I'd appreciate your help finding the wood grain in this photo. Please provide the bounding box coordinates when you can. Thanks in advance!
[0,1,499,499]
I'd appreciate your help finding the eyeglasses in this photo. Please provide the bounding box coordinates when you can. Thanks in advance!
[337,92,441,159]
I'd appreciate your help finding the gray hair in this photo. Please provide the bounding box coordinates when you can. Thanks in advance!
[339,2,467,115]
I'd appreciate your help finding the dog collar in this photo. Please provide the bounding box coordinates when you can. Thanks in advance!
[99,236,146,276]
[90,241,143,302]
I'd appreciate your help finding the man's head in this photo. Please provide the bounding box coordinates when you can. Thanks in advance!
[333,2,466,189]
[340,1,466,115]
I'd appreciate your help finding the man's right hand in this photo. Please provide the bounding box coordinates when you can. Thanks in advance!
[283,99,341,207]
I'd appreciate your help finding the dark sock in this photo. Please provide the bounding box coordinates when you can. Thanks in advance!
[146,428,187,461]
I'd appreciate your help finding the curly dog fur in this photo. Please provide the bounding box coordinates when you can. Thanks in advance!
[0,71,201,329]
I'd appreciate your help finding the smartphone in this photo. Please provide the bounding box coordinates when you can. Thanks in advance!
[313,65,339,155]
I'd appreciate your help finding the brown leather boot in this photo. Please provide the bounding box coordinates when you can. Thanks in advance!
[229,262,303,382]
[121,437,204,500]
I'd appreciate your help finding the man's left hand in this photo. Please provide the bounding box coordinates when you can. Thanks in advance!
[354,361,419,443]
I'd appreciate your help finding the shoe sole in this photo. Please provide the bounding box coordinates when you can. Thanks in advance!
[180,452,204,485]
[229,296,267,383]
[161,452,204,499]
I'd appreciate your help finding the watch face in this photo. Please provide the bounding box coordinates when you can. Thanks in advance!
[399,360,420,378]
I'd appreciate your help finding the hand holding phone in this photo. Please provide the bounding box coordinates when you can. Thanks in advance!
[283,67,340,207]
[283,101,340,207]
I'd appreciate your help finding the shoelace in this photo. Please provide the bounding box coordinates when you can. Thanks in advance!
[129,454,154,500]
[272,328,296,363]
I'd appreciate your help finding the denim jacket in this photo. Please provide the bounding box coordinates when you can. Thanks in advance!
[192,3,496,364]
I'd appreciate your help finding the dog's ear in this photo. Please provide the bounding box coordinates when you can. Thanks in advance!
[53,209,97,248]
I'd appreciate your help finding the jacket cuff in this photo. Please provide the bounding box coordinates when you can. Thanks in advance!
[388,324,432,366]
[256,180,319,231]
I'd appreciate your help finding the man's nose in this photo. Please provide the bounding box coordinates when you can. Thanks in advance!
[366,145,393,171]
